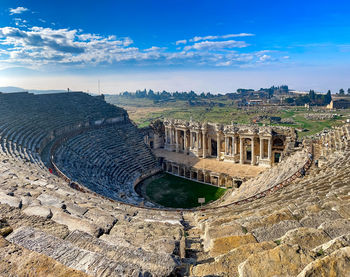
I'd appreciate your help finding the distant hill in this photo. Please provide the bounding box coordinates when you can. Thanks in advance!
[0,86,26,93]
[0,87,67,94]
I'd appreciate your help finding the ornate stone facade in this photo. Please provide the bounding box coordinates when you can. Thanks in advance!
[163,119,296,167]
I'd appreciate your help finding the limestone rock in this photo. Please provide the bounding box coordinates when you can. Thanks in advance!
[318,219,350,238]
[240,208,295,231]
[37,193,65,209]
[300,210,341,229]
[107,220,182,254]
[192,241,276,277]
[238,244,315,277]
[0,236,89,277]
[297,246,350,277]
[203,222,244,251]
[23,206,52,219]
[0,219,12,237]
[279,227,331,250]
[6,226,145,276]
[51,209,102,237]
[65,230,180,276]
[313,233,350,255]
[0,204,69,239]
[83,208,116,233]
[210,234,257,256]
[65,202,88,216]
[252,220,301,242]
[0,192,22,208]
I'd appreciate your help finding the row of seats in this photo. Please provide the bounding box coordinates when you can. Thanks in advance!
[53,123,160,206]
[0,92,126,168]
[318,124,350,155]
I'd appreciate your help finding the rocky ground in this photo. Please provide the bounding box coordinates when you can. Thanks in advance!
[183,142,350,276]
[0,152,185,276]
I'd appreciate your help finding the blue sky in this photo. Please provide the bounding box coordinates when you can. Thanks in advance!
[0,0,349,93]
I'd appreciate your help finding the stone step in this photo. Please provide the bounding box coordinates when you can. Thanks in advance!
[65,229,181,276]
[6,226,145,277]
[0,236,89,277]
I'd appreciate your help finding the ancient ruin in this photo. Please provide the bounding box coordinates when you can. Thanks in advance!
[0,91,349,276]
[163,119,296,166]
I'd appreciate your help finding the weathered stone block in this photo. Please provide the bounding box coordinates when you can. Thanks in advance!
[210,234,257,256]
[23,206,52,219]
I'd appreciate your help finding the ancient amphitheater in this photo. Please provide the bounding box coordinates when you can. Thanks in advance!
[0,91,349,276]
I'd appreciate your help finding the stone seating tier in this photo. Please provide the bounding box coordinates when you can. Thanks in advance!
[0,92,126,167]
[53,123,160,206]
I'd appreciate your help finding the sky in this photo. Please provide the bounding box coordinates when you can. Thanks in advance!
[0,0,349,93]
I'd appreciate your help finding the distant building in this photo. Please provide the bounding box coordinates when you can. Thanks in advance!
[327,96,350,109]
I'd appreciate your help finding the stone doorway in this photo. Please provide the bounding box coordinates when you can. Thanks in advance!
[274,152,281,163]
[246,146,252,162]
[211,139,217,157]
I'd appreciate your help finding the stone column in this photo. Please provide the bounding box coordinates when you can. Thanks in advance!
[164,127,168,146]
[184,130,188,154]
[251,137,255,165]
[175,129,179,152]
[190,132,193,149]
[196,131,199,150]
[268,138,272,161]
[225,136,229,155]
[260,138,264,159]
[232,136,236,155]
[202,132,207,158]
[217,132,221,160]
[240,137,244,164]
[198,131,201,149]
[170,127,174,145]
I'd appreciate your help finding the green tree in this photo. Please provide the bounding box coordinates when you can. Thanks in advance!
[309,90,316,100]
[347,88,350,95]
[339,88,345,95]
[325,90,332,104]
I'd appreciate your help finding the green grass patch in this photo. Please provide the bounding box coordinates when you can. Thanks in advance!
[106,96,350,137]
[145,173,226,208]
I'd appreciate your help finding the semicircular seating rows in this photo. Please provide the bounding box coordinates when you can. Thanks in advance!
[53,124,160,206]
[0,92,160,206]
[0,91,349,276]
[0,92,126,168]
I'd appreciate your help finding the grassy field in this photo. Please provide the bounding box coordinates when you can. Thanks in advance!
[145,173,226,208]
[106,95,350,135]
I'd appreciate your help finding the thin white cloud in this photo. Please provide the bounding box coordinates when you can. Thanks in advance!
[13,18,27,27]
[191,33,254,42]
[184,40,249,51]
[175,39,187,45]
[259,54,271,61]
[9,7,29,15]
[144,46,166,52]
